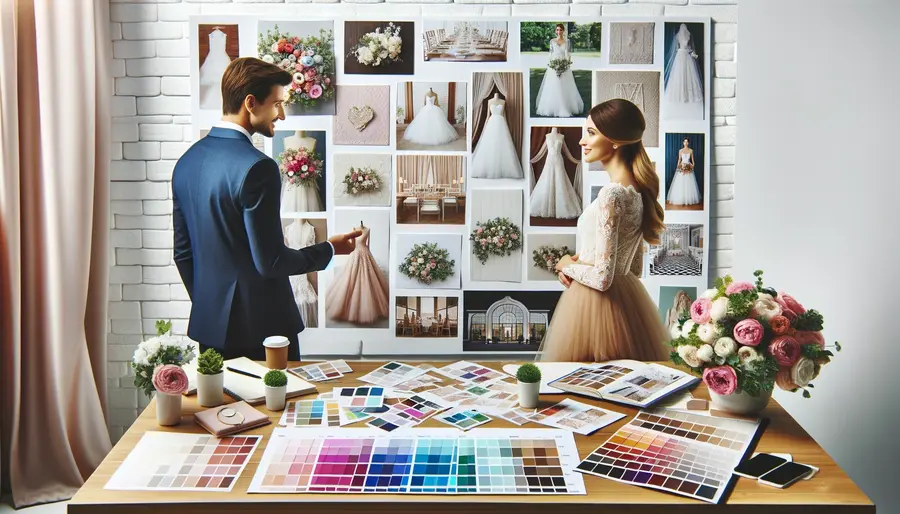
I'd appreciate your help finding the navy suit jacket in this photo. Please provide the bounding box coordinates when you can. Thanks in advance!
[171,126,333,354]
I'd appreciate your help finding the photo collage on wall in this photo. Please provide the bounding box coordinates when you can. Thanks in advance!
[189,15,712,356]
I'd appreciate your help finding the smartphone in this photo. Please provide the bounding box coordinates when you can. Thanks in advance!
[758,461,815,488]
[733,453,788,479]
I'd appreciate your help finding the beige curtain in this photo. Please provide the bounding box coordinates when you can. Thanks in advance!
[0,0,113,508]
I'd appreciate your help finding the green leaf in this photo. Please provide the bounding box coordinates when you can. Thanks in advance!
[807,383,814,388]
[802,389,811,398]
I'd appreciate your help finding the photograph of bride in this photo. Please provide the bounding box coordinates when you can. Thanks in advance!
[281,217,328,329]
[271,130,327,214]
[324,209,391,329]
[520,21,601,58]
[663,22,705,121]
[649,223,704,277]
[528,126,584,227]
[197,24,239,111]
[657,286,697,336]
[422,21,509,63]
[396,82,467,151]
[470,72,525,180]
[664,133,705,211]
[525,23,593,118]
[395,296,459,339]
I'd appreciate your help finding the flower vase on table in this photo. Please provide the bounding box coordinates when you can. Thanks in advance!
[667,270,841,416]
[131,320,196,426]
[152,364,190,425]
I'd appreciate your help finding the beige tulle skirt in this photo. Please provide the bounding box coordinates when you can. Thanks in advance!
[539,273,670,362]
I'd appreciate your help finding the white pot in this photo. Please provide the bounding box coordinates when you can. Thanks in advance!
[265,385,287,411]
[517,380,540,409]
[709,388,772,416]
[156,392,182,426]
[197,371,224,407]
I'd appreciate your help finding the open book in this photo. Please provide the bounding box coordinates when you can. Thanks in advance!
[546,360,699,408]
[183,357,317,406]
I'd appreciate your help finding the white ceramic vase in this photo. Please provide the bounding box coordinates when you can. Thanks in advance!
[265,385,287,411]
[196,371,224,407]
[517,380,540,409]
[709,388,772,416]
[156,392,182,426]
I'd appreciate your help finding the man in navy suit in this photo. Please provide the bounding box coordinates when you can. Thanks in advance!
[172,57,360,361]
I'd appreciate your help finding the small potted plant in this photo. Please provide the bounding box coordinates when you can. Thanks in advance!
[196,348,224,407]
[516,363,542,409]
[264,369,288,411]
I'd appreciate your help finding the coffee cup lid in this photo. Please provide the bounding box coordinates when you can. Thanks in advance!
[263,336,290,348]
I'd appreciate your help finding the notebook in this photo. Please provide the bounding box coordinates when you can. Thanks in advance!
[183,357,317,406]
[194,400,271,437]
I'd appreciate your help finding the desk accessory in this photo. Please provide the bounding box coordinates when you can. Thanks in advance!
[194,400,271,436]
[758,461,818,488]
[547,360,699,409]
[196,348,224,407]
[227,367,260,379]
[263,335,290,369]
[733,452,789,479]
[516,363,541,408]
[264,369,288,411]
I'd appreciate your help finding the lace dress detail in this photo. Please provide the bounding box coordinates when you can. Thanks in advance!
[286,220,319,328]
[561,183,643,291]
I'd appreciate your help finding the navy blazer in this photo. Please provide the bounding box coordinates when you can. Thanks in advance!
[171,126,333,353]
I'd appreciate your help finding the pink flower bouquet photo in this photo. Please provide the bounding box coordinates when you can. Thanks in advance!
[668,270,841,414]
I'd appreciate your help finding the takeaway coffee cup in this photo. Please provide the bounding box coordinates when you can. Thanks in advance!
[263,336,290,370]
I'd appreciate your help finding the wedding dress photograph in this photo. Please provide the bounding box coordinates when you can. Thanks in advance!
[282,218,327,329]
[272,130,326,213]
[529,127,583,226]
[396,82,466,151]
[470,74,525,180]
[663,22,705,120]
[664,133,704,211]
[197,24,238,111]
[325,210,391,328]
[519,21,602,58]
[649,223,704,277]
[530,24,588,118]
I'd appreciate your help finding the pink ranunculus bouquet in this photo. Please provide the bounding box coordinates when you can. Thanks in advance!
[668,270,841,398]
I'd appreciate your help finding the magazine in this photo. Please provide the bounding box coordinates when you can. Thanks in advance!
[546,360,699,408]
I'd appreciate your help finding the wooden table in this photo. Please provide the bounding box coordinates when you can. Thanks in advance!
[68,361,874,513]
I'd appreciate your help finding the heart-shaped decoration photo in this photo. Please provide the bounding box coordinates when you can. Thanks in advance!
[348,105,375,131]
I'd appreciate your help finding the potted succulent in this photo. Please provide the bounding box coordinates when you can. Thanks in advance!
[264,369,288,411]
[516,363,542,409]
[196,348,224,407]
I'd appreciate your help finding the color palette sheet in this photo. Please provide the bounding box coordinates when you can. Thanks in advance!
[437,407,493,431]
[392,372,445,394]
[575,408,761,504]
[280,399,341,427]
[528,398,625,436]
[436,361,511,385]
[105,432,260,492]
[359,361,429,387]
[366,392,452,432]
[335,386,386,408]
[289,360,349,382]
[548,361,699,408]
[248,427,586,495]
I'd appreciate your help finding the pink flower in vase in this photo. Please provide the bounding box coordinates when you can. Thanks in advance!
[733,318,764,346]
[702,366,738,396]
[726,281,756,295]
[690,298,712,324]
[769,335,801,367]
[775,292,806,319]
[152,364,189,395]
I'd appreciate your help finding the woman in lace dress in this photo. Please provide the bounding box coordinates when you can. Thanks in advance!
[539,98,670,362]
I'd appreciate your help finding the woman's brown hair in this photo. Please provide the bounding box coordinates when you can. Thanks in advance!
[589,98,665,245]
[220,57,292,115]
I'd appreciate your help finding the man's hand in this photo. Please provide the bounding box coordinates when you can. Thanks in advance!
[328,230,363,255]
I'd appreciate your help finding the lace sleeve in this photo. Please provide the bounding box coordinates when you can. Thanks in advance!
[562,188,622,291]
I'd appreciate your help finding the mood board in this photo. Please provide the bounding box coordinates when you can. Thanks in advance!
[189,15,713,357]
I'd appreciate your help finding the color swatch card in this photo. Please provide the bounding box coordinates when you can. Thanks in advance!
[436,407,493,431]
[334,387,385,409]
[392,372,446,394]
[358,361,428,388]
[462,389,520,412]
[280,399,341,427]
[428,385,480,404]
[435,361,512,385]
[105,432,260,492]
[248,427,586,495]
[528,399,625,436]
[548,360,699,409]
[488,407,537,426]
[289,361,346,382]
[575,408,762,504]
[366,392,453,432]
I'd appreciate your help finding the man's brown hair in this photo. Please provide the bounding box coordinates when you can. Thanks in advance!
[220,57,292,115]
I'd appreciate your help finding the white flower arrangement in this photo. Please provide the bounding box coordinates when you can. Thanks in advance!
[132,320,196,398]
[348,22,403,67]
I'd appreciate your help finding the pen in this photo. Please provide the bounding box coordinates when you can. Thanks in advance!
[226,367,261,379]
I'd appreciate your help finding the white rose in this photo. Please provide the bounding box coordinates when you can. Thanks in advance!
[700,288,719,299]
[710,297,729,321]
[669,323,683,339]
[314,54,323,64]
[753,296,783,320]
[697,323,719,343]
[678,345,702,368]
[681,320,696,338]
[790,357,816,387]
[696,344,715,362]
[262,54,275,64]
[737,346,760,364]
[714,337,737,358]
[280,59,290,68]
[417,258,424,264]
[271,43,280,54]
[301,165,308,172]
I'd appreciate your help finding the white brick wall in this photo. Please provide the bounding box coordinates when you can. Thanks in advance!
[106,0,738,441]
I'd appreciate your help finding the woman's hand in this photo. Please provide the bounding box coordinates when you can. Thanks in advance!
[554,253,579,272]
[558,272,572,288]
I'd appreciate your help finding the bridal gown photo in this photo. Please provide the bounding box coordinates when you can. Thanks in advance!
[402,95,460,146]
[667,152,701,205]
[470,103,523,179]
[199,28,231,111]
[286,219,319,328]
[665,23,704,119]
[325,226,390,325]
[280,144,323,213]
[530,132,582,218]
[534,39,584,118]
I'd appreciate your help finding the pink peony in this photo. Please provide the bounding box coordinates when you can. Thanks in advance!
[725,281,756,295]
[733,318,764,346]
[690,298,712,324]
[309,84,323,99]
[775,292,806,319]
[703,366,738,396]
[795,330,825,349]
[152,364,189,395]
[769,335,801,367]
